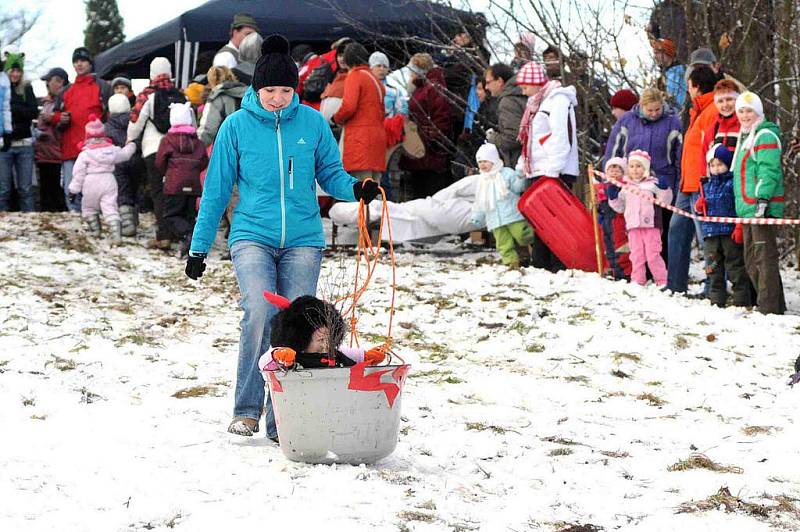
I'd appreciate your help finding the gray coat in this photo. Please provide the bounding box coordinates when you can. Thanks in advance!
[197,81,247,146]
[494,79,527,167]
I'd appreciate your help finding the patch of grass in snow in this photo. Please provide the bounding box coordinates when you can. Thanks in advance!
[742,425,782,436]
[667,453,743,474]
[646,381,662,386]
[378,471,419,485]
[612,352,641,364]
[542,436,584,446]
[0,360,10,373]
[45,355,77,371]
[600,450,630,458]
[397,510,436,523]
[674,335,691,349]
[465,422,512,434]
[567,310,594,324]
[676,487,800,523]
[555,523,603,532]
[637,393,667,406]
[37,218,96,253]
[507,320,530,334]
[21,395,35,406]
[549,448,573,456]
[172,382,228,398]
[611,369,631,379]
[526,342,545,353]
[564,375,589,383]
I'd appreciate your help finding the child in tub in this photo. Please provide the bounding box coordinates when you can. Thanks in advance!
[258,292,386,371]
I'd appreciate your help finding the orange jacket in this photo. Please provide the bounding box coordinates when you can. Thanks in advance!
[680,92,717,193]
[333,66,387,172]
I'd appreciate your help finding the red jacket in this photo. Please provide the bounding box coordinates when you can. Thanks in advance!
[679,91,717,193]
[333,66,387,172]
[701,112,740,161]
[155,129,209,195]
[51,74,107,161]
[400,68,452,173]
[298,49,338,111]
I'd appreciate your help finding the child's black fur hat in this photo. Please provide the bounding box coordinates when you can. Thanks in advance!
[269,295,347,354]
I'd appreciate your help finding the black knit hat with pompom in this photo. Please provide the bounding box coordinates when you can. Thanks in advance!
[252,34,299,91]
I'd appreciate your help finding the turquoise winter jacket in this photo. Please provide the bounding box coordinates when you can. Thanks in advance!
[470,167,528,232]
[191,88,357,254]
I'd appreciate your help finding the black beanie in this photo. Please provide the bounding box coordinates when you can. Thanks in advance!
[72,47,93,65]
[253,34,299,91]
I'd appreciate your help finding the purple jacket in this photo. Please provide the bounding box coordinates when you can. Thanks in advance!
[604,105,683,197]
[609,175,673,230]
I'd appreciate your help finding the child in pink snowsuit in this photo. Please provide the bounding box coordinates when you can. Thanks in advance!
[68,115,136,244]
[609,150,672,286]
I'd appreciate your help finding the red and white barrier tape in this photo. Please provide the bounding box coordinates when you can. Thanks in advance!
[593,169,800,226]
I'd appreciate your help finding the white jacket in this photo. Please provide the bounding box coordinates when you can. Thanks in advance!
[126,93,165,158]
[517,86,579,178]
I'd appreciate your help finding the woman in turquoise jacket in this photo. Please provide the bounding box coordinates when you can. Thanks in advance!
[186,35,380,439]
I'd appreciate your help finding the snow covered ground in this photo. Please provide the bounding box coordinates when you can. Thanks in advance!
[2,211,800,531]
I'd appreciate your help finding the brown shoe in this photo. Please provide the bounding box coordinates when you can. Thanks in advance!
[145,238,172,250]
[227,416,259,436]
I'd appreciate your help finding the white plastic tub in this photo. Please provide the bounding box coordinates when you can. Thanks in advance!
[265,363,410,465]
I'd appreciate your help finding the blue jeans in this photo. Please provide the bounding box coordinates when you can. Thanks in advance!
[61,159,81,212]
[230,241,323,438]
[0,145,35,211]
[667,191,707,292]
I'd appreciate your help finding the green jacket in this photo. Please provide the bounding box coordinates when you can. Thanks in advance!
[731,120,784,218]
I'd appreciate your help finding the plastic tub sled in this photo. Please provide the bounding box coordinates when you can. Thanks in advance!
[265,362,410,465]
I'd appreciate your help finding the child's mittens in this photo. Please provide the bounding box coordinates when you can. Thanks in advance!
[272,347,297,368]
[731,223,743,244]
[364,346,387,366]
[694,195,707,215]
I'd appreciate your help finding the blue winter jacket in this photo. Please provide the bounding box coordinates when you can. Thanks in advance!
[470,167,528,232]
[604,104,683,199]
[0,72,11,136]
[190,88,357,254]
[699,170,736,238]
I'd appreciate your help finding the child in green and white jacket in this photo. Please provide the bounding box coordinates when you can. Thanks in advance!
[731,91,786,314]
[470,143,533,269]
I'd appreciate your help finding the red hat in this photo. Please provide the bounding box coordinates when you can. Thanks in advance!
[84,114,105,140]
[609,89,638,111]
[516,61,548,86]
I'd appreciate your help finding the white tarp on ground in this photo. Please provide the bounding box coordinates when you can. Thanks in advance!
[329,174,482,242]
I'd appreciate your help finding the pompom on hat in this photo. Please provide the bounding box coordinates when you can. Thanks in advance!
[252,34,299,91]
[108,93,131,115]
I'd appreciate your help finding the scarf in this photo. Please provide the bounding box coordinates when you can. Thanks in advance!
[474,160,508,212]
[130,74,174,123]
[517,79,561,176]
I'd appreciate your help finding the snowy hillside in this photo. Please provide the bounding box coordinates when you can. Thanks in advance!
[1,212,800,531]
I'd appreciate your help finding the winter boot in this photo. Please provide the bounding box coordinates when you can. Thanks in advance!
[83,214,102,237]
[109,220,122,247]
[145,238,172,250]
[119,205,138,237]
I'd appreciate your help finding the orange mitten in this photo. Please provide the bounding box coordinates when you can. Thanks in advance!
[273,347,297,367]
[364,346,386,366]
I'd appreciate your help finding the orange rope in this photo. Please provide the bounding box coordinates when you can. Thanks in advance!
[336,179,396,352]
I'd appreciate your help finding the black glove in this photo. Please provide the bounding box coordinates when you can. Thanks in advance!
[1,134,11,152]
[185,251,207,280]
[754,199,769,218]
[67,193,77,204]
[606,184,621,201]
[353,180,380,203]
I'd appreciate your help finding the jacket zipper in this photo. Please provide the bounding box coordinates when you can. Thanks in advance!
[276,111,286,248]
[289,156,294,190]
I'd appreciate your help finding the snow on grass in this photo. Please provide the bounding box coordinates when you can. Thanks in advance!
[1,212,799,531]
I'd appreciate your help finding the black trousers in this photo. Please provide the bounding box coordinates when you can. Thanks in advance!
[37,163,66,212]
[163,194,198,240]
[144,154,172,240]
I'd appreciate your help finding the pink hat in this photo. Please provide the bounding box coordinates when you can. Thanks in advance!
[604,156,627,173]
[627,150,652,175]
[516,61,548,86]
[84,114,105,140]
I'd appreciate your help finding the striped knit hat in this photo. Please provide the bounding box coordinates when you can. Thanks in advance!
[516,61,547,86]
[627,150,651,175]
[84,114,105,140]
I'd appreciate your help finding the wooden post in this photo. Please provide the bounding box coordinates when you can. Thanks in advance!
[587,164,604,276]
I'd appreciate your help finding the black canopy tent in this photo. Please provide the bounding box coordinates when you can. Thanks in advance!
[95,0,486,86]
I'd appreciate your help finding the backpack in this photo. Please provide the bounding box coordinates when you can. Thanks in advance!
[151,87,186,134]
[303,59,335,103]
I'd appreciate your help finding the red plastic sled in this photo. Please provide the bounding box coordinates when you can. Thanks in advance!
[517,177,607,273]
